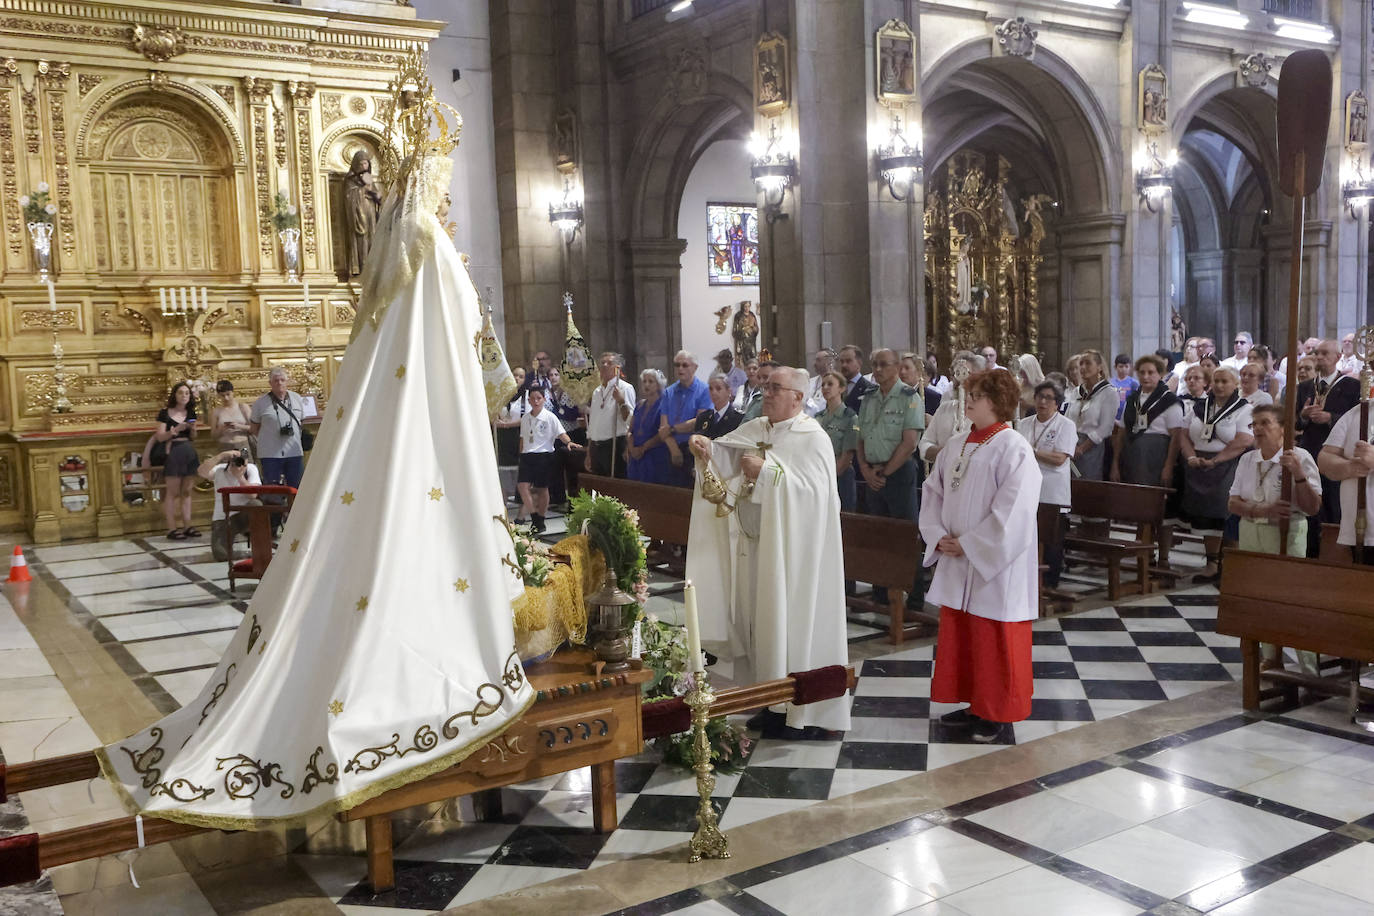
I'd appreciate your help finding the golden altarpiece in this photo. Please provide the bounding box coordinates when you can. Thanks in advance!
[924,150,1049,368]
[0,0,441,542]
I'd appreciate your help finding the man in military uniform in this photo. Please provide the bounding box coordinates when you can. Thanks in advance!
[856,348,925,606]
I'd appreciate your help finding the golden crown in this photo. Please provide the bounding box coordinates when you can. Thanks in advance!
[380,43,463,184]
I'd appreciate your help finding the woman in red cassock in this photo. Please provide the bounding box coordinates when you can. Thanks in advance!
[920,369,1042,743]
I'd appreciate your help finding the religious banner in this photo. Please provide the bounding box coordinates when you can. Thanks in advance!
[707,203,759,286]
[560,292,597,406]
[476,307,517,420]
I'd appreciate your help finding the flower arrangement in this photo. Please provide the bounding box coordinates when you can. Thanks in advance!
[20,184,55,225]
[497,516,553,588]
[269,192,299,232]
[654,715,753,775]
[567,491,649,620]
[639,613,697,700]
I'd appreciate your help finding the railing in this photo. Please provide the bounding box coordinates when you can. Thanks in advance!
[1262,0,1318,18]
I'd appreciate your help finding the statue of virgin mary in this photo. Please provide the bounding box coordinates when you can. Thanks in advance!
[97,75,534,828]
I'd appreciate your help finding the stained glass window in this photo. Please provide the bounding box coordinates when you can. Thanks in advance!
[707,202,759,286]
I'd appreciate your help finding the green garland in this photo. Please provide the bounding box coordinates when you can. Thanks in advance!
[567,491,648,626]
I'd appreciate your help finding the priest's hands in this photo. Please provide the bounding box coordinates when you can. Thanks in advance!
[936,535,964,557]
[688,435,712,463]
[740,455,764,481]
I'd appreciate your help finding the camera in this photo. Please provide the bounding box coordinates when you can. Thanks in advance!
[232,450,248,468]
[279,423,294,437]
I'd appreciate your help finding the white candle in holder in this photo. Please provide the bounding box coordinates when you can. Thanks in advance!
[159,288,167,313]
[200,287,208,311]
[683,581,704,673]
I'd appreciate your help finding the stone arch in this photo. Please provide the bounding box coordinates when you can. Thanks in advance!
[317,122,394,171]
[623,71,754,240]
[922,40,1119,216]
[77,78,246,165]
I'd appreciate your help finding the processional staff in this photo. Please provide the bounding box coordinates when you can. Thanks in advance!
[1273,51,1332,556]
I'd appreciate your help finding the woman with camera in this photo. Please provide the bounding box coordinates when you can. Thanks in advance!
[198,449,263,561]
[156,381,201,540]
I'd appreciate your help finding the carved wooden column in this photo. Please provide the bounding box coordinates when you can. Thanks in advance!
[289,80,318,274]
[93,445,123,539]
[37,61,74,275]
[243,77,275,273]
[29,452,60,544]
[0,58,22,280]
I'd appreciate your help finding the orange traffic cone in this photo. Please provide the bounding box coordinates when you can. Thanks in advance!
[7,545,32,583]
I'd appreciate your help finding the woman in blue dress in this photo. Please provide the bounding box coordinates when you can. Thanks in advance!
[627,368,671,484]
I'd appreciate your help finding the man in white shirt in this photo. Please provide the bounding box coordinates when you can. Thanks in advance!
[1220,331,1253,373]
[1317,405,1374,565]
[1337,332,1361,377]
[979,345,1002,372]
[584,351,636,478]
[1277,337,1319,376]
[804,347,836,416]
[198,448,262,562]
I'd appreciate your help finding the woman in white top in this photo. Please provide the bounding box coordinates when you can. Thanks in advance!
[1111,354,1187,566]
[1016,380,1076,588]
[1070,350,1117,480]
[1239,362,1274,407]
[1229,404,1322,674]
[1246,345,1284,404]
[1179,367,1254,580]
[1061,354,1083,413]
[1168,337,1202,393]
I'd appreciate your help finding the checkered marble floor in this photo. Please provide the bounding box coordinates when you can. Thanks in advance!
[639,709,1374,916]
[15,520,1297,914]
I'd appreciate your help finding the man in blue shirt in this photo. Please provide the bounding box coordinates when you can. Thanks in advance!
[659,349,712,487]
[1109,352,1139,420]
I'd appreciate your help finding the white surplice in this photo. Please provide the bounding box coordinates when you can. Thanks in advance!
[97,154,534,829]
[686,414,851,731]
[919,427,1042,622]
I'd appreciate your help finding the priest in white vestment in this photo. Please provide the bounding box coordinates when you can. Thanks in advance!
[686,367,851,739]
[920,368,1041,743]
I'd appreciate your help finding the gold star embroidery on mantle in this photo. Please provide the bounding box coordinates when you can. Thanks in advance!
[340,491,355,505]
[289,539,300,553]
[395,364,406,379]
[335,406,344,420]
[429,487,444,501]
[454,578,470,593]
[328,699,343,717]
[355,596,369,612]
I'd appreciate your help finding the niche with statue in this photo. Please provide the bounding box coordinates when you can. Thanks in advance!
[924,150,1050,366]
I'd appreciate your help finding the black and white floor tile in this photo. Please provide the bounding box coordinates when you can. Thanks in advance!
[632,712,1374,916]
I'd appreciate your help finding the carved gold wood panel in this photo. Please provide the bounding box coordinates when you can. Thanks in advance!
[90,172,110,270]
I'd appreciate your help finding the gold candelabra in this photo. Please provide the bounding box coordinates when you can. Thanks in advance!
[685,670,730,863]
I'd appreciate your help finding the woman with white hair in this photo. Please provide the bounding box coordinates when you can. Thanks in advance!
[1013,353,1045,416]
[627,368,671,484]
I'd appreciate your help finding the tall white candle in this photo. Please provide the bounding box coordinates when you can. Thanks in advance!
[45,279,57,312]
[200,286,208,312]
[159,288,167,313]
[683,581,704,673]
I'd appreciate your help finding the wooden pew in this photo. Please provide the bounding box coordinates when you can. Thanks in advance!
[1065,479,1168,600]
[840,511,929,644]
[580,476,928,645]
[1217,550,1374,711]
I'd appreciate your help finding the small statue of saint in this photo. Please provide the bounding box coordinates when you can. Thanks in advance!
[344,150,382,276]
[732,301,759,366]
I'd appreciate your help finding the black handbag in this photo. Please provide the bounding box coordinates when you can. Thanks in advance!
[149,439,167,467]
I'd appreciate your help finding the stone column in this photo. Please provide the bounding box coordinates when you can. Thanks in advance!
[1056,215,1124,355]
[625,238,687,373]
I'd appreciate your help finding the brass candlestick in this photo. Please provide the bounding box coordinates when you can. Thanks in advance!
[686,670,729,862]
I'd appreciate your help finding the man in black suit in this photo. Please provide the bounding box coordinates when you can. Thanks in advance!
[694,374,744,439]
[1295,338,1361,556]
[838,344,876,516]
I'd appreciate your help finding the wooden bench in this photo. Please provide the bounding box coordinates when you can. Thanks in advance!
[1065,479,1168,600]
[580,475,928,645]
[840,511,929,644]
[1217,550,1374,711]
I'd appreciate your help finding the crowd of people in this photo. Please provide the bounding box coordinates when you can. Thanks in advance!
[494,331,1372,741]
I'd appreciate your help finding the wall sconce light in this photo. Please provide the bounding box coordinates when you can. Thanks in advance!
[1342,159,1374,219]
[749,121,798,218]
[1134,140,1177,212]
[548,171,584,243]
[874,112,923,202]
